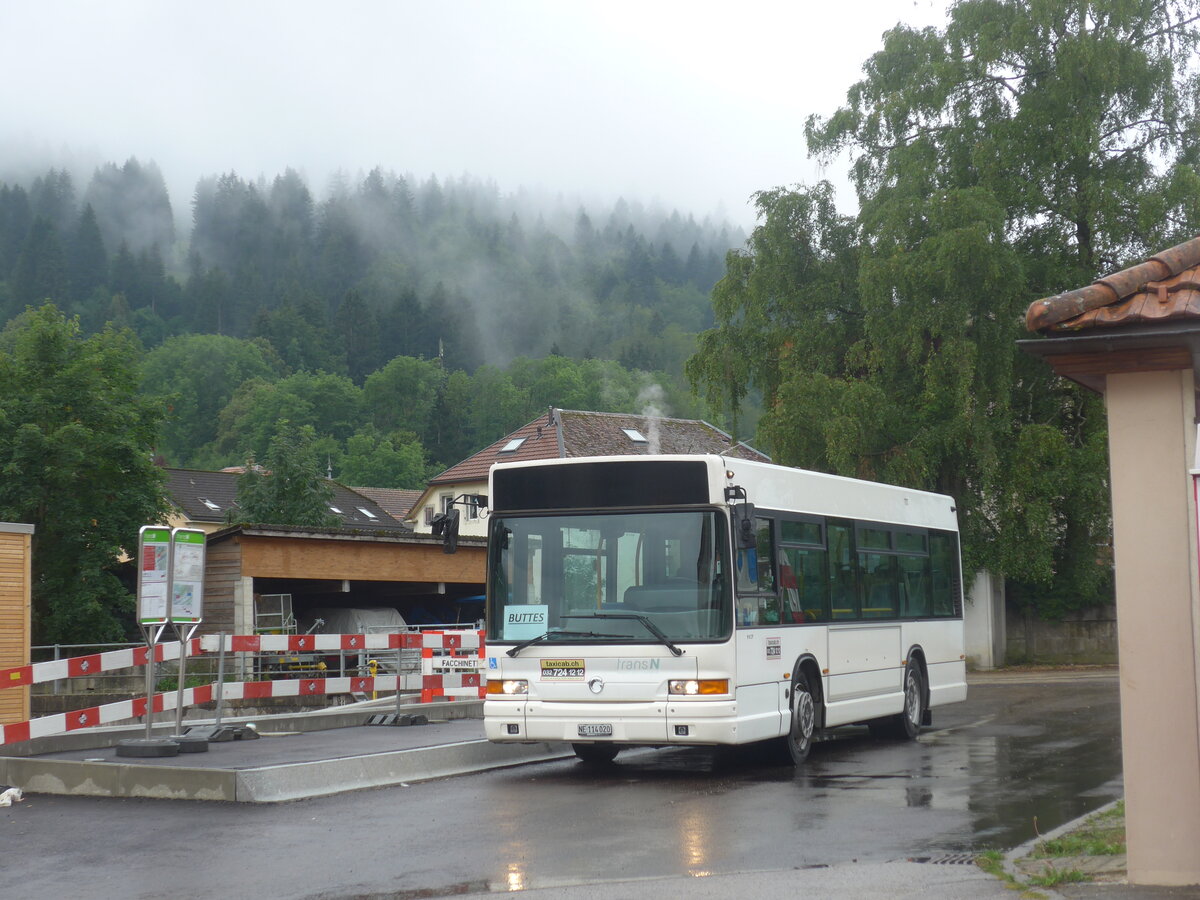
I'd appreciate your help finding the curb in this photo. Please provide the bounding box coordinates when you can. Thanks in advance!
[0,699,581,803]
[1001,799,1125,889]
[1,737,570,803]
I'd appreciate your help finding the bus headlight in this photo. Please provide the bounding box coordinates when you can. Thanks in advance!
[668,679,729,696]
[487,679,529,696]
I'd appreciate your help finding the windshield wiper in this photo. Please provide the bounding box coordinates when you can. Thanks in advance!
[562,613,684,657]
[505,630,626,657]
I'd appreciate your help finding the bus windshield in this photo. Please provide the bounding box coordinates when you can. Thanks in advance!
[487,510,732,645]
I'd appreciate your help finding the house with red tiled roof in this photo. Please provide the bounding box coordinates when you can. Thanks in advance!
[406,407,770,538]
[1019,233,1200,885]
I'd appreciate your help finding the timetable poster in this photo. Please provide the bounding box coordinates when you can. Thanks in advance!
[168,528,206,623]
[137,526,172,624]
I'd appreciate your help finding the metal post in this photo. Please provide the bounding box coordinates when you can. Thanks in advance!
[172,622,199,737]
[213,632,227,729]
[142,629,156,740]
[144,623,168,739]
[395,652,404,717]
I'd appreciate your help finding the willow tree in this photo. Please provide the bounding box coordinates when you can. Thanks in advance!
[692,0,1200,613]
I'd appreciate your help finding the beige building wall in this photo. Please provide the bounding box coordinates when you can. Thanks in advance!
[410,480,489,538]
[0,523,34,726]
[1105,369,1200,885]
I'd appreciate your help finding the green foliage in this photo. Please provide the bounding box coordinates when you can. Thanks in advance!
[12,217,68,307]
[0,303,168,643]
[364,355,445,437]
[227,419,340,528]
[687,182,860,441]
[141,334,282,466]
[693,0,1200,615]
[207,371,363,467]
[1031,802,1125,858]
[339,426,430,489]
[1026,867,1088,887]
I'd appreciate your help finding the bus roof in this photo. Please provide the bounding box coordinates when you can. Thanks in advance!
[489,454,959,532]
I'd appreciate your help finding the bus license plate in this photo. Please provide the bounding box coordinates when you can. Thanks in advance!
[578,724,612,737]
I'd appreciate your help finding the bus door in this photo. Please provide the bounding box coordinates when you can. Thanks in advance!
[826,520,902,705]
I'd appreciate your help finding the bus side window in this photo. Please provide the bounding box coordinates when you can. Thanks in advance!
[899,553,931,616]
[860,553,898,618]
[736,518,778,624]
[781,545,828,623]
[826,521,858,619]
[929,532,960,616]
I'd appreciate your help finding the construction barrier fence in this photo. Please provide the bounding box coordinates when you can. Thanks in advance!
[0,630,486,746]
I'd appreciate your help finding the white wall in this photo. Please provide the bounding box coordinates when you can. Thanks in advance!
[964,569,1005,670]
[411,480,489,538]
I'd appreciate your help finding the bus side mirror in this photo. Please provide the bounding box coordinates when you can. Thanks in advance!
[733,502,756,549]
[431,509,461,553]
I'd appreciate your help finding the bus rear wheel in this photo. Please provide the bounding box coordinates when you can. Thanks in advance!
[572,743,619,764]
[787,670,818,765]
[869,661,925,740]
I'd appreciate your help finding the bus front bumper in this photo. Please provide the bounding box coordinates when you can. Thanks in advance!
[484,698,741,745]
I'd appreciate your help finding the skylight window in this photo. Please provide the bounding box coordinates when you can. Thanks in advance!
[499,437,527,453]
[622,428,648,443]
[200,498,220,511]
[329,506,343,514]
[356,507,377,519]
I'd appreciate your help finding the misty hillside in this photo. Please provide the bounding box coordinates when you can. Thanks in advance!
[0,159,742,367]
[0,157,746,482]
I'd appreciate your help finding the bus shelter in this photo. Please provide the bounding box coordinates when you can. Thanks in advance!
[1020,234,1200,887]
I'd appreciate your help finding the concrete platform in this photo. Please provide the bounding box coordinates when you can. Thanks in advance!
[0,701,570,803]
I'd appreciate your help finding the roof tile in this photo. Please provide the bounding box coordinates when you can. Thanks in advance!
[1026,236,1200,332]
[164,468,410,532]
[428,407,769,487]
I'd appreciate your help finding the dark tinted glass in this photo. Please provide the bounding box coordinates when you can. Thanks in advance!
[493,460,710,511]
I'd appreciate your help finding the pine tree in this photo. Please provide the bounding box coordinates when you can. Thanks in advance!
[12,217,68,306]
[70,204,108,305]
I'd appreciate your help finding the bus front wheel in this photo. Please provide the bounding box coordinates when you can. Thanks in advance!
[573,743,619,764]
[787,670,818,764]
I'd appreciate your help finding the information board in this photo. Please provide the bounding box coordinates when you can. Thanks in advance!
[137,526,172,624]
[169,528,206,623]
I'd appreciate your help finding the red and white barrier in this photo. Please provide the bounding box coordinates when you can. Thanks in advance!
[0,630,487,745]
[1,640,202,691]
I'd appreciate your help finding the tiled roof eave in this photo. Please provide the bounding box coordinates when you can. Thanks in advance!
[1026,236,1200,332]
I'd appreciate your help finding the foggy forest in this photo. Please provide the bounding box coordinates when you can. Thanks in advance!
[0,158,746,484]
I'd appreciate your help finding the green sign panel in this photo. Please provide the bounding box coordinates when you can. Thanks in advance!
[169,528,206,623]
[136,526,206,624]
[137,526,172,624]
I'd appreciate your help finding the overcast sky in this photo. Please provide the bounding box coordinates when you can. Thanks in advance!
[2,0,950,230]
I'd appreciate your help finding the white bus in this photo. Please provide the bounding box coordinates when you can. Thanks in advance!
[481,454,967,764]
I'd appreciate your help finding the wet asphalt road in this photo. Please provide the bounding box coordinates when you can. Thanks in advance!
[0,671,1121,900]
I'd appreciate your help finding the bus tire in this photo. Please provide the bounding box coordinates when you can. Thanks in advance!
[870,660,925,740]
[787,669,819,765]
[572,743,619,764]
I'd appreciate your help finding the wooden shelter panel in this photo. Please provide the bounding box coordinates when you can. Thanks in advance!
[202,539,243,632]
[0,532,32,725]
[1045,346,1191,380]
[239,537,485,583]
